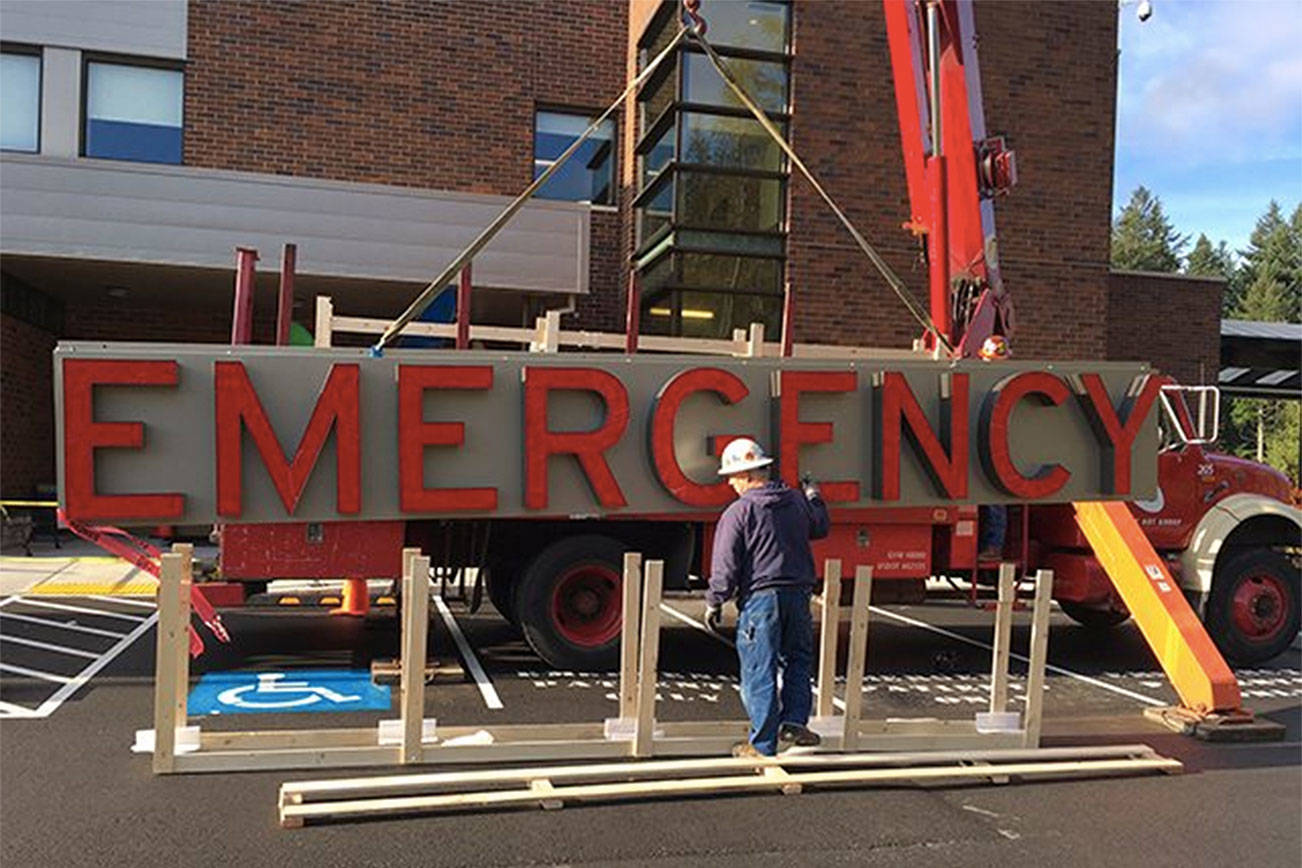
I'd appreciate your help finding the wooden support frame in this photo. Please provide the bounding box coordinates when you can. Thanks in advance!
[311,295,924,359]
[146,546,1063,775]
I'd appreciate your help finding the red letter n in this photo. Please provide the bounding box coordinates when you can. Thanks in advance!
[215,362,361,518]
[524,367,629,510]
[873,371,969,500]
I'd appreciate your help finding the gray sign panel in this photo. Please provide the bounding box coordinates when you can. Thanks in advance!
[54,343,1157,525]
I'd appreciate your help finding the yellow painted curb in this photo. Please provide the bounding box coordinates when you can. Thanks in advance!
[28,582,159,597]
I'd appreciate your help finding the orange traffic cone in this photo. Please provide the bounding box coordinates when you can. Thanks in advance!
[330,577,370,617]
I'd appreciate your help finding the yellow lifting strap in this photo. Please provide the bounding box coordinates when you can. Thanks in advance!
[1073,500,1241,714]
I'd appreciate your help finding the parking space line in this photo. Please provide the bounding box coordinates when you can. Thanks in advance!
[85,595,156,609]
[17,599,147,623]
[867,605,1168,707]
[32,612,158,719]
[0,611,128,639]
[658,602,848,712]
[0,662,76,684]
[0,699,38,718]
[433,596,503,710]
[0,634,102,659]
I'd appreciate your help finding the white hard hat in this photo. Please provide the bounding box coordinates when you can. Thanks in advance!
[718,437,774,477]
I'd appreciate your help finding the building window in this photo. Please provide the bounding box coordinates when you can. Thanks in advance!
[633,0,792,338]
[1,50,41,152]
[84,61,182,164]
[533,109,615,205]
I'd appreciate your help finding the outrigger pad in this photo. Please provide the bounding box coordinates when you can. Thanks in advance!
[1143,706,1286,743]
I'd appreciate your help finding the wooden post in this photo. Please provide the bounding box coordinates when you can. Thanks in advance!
[1021,569,1055,747]
[815,559,842,719]
[534,310,561,353]
[745,322,765,358]
[153,551,191,774]
[314,296,334,348]
[632,559,664,758]
[840,566,873,750]
[780,282,794,358]
[989,562,1016,714]
[618,552,643,721]
[401,553,431,764]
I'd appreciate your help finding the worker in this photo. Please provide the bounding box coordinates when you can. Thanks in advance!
[704,437,830,757]
[978,334,1010,559]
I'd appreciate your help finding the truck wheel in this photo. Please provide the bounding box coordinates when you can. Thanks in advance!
[517,535,625,671]
[1206,549,1300,665]
[484,568,519,627]
[1060,601,1130,629]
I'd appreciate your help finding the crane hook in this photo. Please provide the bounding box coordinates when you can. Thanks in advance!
[682,0,707,35]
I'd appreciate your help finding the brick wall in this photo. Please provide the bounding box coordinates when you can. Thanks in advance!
[186,0,628,315]
[1106,270,1224,384]
[1,313,57,496]
[783,0,1117,358]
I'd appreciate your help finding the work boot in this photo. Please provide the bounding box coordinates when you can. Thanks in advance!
[778,723,821,749]
[731,741,764,759]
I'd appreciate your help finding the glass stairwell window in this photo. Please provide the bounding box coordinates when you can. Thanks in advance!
[85,61,183,164]
[632,0,792,339]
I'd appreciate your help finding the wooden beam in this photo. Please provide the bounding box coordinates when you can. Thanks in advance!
[815,559,842,718]
[840,566,873,750]
[313,296,333,348]
[633,560,664,758]
[989,562,1016,713]
[1022,569,1055,747]
[152,551,191,774]
[618,552,643,722]
[401,553,431,764]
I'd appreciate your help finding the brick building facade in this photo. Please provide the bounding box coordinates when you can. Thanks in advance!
[1,0,1221,497]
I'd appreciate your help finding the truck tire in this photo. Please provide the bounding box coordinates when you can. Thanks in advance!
[484,567,520,628]
[517,534,625,670]
[1205,549,1300,665]
[1059,601,1130,629]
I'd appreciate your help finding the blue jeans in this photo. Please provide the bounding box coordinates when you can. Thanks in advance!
[736,587,814,756]
[979,504,1008,553]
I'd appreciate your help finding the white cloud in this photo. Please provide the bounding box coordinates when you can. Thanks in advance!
[1117,0,1302,167]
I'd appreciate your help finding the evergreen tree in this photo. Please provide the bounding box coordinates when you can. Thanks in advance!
[1236,200,1301,323]
[1111,186,1187,272]
[1185,233,1235,280]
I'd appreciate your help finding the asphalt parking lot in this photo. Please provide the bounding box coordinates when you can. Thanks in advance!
[1,572,1299,867]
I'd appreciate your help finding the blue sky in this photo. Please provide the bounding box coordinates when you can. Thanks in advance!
[1114,0,1302,254]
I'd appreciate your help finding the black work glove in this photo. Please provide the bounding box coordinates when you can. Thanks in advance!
[704,603,723,634]
[800,472,821,501]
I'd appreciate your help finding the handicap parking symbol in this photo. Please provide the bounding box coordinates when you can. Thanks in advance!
[188,669,390,715]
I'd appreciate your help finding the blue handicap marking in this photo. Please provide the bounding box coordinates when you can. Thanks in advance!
[188,669,391,715]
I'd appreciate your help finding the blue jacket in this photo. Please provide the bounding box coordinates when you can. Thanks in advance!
[707,481,830,607]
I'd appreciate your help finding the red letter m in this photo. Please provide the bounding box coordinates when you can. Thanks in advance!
[215,362,361,517]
